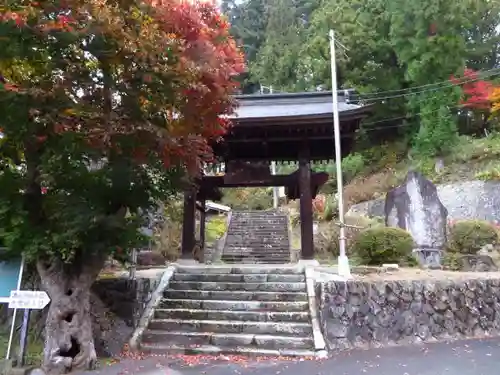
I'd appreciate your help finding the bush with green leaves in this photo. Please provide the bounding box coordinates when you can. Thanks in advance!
[314,216,383,261]
[351,227,416,266]
[321,195,338,221]
[221,187,272,210]
[448,220,499,254]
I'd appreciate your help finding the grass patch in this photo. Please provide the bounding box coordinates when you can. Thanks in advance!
[0,327,43,366]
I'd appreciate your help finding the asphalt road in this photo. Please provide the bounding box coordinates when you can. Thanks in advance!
[84,337,500,375]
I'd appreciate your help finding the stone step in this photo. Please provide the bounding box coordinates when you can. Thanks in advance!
[225,241,288,245]
[220,257,291,263]
[224,246,289,250]
[140,343,316,357]
[227,233,288,238]
[230,220,287,223]
[175,267,302,275]
[220,262,291,265]
[142,330,313,349]
[158,299,309,312]
[221,259,290,264]
[221,252,291,258]
[222,248,290,253]
[168,281,306,292]
[231,215,287,219]
[231,219,286,222]
[220,255,291,261]
[229,225,287,230]
[231,216,286,219]
[225,237,288,243]
[164,290,307,302]
[154,308,310,322]
[225,239,290,249]
[230,223,287,227]
[227,234,287,238]
[171,273,305,283]
[228,227,288,231]
[147,319,313,336]
[231,220,287,222]
[232,212,285,216]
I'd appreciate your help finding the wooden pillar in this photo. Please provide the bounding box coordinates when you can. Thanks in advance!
[181,189,196,259]
[299,153,314,260]
[199,200,206,251]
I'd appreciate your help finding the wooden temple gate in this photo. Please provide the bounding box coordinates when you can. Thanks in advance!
[180,91,371,262]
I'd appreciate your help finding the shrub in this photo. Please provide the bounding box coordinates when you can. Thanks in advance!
[221,187,272,210]
[351,227,415,266]
[341,153,366,182]
[363,141,408,171]
[344,169,400,206]
[155,219,181,261]
[314,216,383,261]
[205,215,227,245]
[441,252,462,271]
[314,225,340,259]
[322,195,338,221]
[448,219,499,254]
[475,167,500,181]
[154,198,183,261]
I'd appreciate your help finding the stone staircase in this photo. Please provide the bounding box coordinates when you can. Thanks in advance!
[221,210,291,263]
[139,266,316,356]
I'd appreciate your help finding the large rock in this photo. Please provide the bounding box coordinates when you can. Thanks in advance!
[348,180,500,223]
[384,171,448,268]
[459,254,498,272]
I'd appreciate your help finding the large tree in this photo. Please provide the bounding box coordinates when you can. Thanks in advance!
[0,1,243,373]
[250,0,320,92]
[301,0,407,120]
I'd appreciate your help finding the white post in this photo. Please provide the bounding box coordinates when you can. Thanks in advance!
[271,161,279,209]
[268,86,280,209]
[329,29,351,278]
[6,256,25,360]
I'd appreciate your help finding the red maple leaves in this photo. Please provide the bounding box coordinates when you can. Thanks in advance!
[0,0,245,173]
[450,68,494,110]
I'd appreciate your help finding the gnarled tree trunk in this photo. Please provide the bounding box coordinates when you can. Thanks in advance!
[37,255,105,374]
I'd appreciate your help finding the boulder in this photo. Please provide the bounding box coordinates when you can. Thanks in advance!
[385,171,448,268]
[460,254,498,272]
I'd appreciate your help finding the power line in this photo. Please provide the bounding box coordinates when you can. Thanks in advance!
[354,68,500,102]
[352,67,500,100]
[256,67,500,100]
[342,102,476,138]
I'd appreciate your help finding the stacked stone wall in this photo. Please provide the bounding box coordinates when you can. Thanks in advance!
[317,278,500,350]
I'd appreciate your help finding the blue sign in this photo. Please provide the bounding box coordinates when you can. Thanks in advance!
[0,258,22,303]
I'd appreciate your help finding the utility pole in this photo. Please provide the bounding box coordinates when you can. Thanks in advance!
[260,84,280,209]
[329,29,351,278]
[268,86,280,209]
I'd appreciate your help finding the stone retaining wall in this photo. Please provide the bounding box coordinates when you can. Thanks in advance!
[317,278,500,350]
[92,276,161,328]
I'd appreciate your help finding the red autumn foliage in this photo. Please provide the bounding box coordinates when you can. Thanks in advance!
[313,194,326,213]
[1,0,245,174]
[450,68,494,110]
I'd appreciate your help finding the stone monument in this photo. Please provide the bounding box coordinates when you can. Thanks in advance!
[384,171,448,268]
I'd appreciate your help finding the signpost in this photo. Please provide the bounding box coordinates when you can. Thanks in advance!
[0,256,52,364]
[8,291,50,310]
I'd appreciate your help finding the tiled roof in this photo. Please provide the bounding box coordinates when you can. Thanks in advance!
[229,91,363,119]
